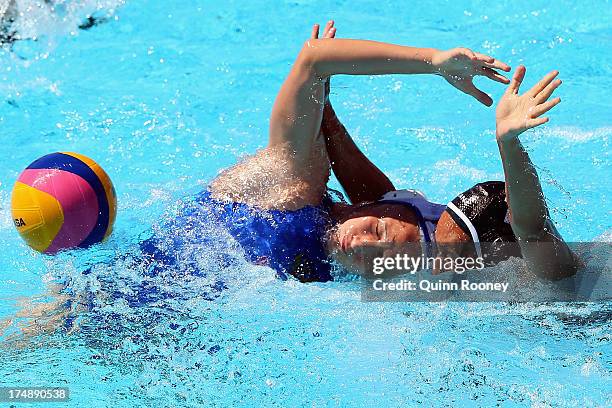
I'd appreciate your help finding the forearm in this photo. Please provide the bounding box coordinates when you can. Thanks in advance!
[322,103,394,204]
[497,134,549,236]
[304,38,439,78]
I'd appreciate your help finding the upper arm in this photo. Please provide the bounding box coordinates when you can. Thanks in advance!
[268,42,327,158]
[322,102,395,204]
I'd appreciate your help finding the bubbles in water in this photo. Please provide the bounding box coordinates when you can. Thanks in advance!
[0,0,124,57]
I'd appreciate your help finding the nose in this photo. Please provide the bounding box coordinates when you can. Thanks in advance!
[347,234,378,251]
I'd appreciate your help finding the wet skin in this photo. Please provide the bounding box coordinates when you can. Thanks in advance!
[328,202,471,274]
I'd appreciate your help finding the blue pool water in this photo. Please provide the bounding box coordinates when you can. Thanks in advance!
[0,0,610,406]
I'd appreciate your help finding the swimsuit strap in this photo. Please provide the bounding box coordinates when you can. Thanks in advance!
[378,189,447,257]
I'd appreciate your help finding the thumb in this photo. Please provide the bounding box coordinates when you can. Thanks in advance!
[462,81,493,106]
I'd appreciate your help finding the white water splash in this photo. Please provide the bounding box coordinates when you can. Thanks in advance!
[433,157,489,181]
[542,126,611,143]
[2,0,124,41]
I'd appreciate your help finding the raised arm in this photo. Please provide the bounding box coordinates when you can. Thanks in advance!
[314,24,394,204]
[307,39,509,104]
[269,22,510,160]
[321,93,395,204]
[495,65,577,280]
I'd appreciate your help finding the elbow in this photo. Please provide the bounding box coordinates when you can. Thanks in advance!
[298,39,329,78]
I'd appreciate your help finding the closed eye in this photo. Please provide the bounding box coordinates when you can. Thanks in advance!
[375,219,386,241]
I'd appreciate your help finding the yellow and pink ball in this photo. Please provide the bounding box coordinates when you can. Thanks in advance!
[11,152,117,254]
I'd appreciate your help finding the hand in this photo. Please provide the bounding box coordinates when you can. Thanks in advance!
[495,66,561,142]
[432,47,511,106]
[311,20,336,41]
[311,21,336,101]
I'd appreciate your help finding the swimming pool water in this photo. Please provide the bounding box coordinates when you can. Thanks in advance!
[0,0,610,406]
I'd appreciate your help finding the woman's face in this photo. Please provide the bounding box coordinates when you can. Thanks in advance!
[328,203,421,275]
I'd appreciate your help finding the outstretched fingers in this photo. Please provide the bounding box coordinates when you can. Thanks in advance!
[506,65,526,94]
[311,24,320,39]
[473,52,511,72]
[526,116,549,129]
[536,78,562,103]
[474,52,494,63]
[483,59,511,72]
[323,20,335,38]
[311,21,336,39]
[527,70,559,97]
[530,97,561,118]
[526,93,562,130]
[481,67,510,84]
